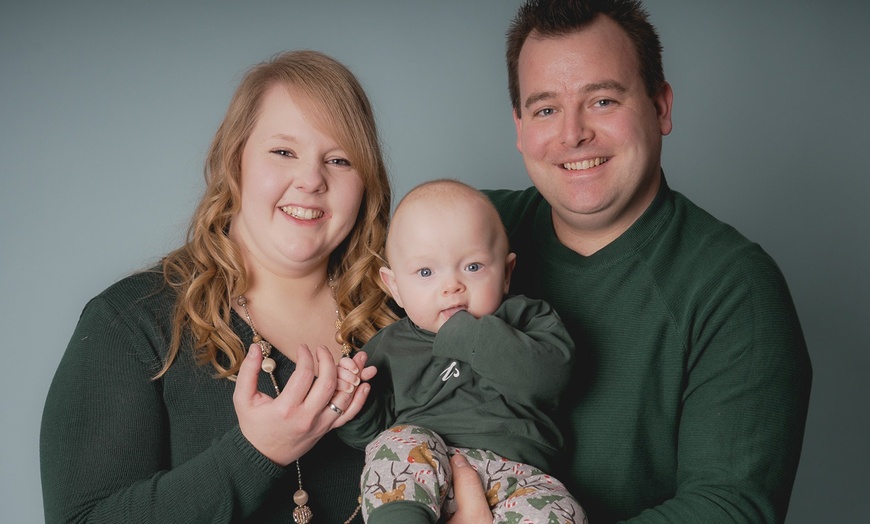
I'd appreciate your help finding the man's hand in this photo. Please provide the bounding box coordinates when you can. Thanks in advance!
[446,454,493,524]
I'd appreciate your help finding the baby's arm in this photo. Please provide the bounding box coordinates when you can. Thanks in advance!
[435,295,574,409]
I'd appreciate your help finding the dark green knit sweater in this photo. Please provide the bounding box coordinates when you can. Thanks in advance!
[40,271,364,523]
[485,180,812,524]
[338,295,574,473]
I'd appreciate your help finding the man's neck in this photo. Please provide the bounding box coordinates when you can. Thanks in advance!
[550,174,662,256]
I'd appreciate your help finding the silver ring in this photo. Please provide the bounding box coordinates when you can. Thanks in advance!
[328,402,344,416]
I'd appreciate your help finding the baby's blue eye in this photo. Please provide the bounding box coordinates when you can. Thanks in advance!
[418,268,432,277]
[466,263,482,272]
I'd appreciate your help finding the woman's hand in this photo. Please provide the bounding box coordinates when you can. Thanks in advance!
[445,454,493,524]
[232,343,373,466]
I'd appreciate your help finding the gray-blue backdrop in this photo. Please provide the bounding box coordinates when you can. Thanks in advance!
[2,1,867,522]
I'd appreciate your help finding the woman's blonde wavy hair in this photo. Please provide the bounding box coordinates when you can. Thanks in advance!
[158,50,396,379]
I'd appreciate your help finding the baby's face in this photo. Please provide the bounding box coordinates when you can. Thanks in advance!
[381,194,514,334]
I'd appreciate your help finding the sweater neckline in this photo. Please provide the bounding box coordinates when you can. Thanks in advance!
[230,309,297,371]
[533,174,675,270]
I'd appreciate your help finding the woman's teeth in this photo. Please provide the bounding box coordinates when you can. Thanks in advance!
[281,206,323,220]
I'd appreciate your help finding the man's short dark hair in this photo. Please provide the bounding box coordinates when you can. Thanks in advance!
[506,0,665,116]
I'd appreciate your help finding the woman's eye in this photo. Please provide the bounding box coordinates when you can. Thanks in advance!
[327,158,352,167]
[272,149,294,157]
[465,263,482,272]
[417,268,432,278]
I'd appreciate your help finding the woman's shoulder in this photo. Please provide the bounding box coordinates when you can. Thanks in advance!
[85,266,176,325]
[97,266,169,300]
[66,267,177,368]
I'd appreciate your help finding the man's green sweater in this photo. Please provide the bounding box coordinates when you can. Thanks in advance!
[485,180,812,523]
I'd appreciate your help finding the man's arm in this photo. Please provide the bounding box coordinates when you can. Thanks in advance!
[628,249,812,523]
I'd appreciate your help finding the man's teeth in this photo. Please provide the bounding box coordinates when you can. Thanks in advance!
[563,158,608,170]
[281,206,324,220]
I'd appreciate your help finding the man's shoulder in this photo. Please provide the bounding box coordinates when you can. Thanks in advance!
[483,186,545,233]
[660,190,785,286]
[670,191,766,257]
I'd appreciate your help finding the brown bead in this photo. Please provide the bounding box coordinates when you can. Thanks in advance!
[293,489,309,506]
[293,504,312,524]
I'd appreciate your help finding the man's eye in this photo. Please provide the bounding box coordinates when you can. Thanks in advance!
[596,99,613,108]
[535,107,555,117]
[418,268,432,277]
[465,263,482,272]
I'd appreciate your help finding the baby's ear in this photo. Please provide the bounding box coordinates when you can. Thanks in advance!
[379,266,404,308]
[503,253,517,293]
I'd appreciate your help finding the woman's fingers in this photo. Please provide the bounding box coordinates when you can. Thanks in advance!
[233,344,264,409]
[276,344,316,408]
[279,345,338,414]
[329,382,371,429]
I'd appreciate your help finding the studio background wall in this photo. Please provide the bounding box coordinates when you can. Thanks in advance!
[2,1,867,521]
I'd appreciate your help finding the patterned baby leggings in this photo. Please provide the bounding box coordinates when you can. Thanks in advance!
[361,424,587,523]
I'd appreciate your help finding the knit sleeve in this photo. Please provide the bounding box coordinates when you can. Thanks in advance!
[626,247,812,523]
[40,292,286,523]
[433,295,574,410]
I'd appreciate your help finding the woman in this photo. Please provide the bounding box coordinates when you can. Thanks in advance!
[40,50,395,523]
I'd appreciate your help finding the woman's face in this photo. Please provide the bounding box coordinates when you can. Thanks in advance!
[230,84,365,277]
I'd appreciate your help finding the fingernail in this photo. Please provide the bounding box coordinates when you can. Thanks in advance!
[452,454,469,467]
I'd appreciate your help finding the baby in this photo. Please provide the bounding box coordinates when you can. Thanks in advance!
[338,179,586,523]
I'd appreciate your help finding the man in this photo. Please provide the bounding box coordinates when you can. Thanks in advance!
[475,1,812,522]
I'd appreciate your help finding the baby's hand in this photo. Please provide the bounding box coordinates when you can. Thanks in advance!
[336,356,361,394]
[335,351,377,394]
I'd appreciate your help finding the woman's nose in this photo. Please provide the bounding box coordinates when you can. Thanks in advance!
[294,161,327,193]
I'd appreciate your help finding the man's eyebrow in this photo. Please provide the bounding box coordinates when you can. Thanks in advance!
[583,80,627,93]
[523,81,628,110]
[524,91,555,110]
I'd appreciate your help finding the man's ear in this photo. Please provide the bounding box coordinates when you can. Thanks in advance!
[513,109,523,153]
[655,81,674,136]
[503,252,518,293]
[379,266,404,308]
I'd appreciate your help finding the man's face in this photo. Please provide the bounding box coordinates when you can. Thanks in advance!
[513,16,672,254]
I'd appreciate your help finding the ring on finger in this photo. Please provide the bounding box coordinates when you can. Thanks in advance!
[328,402,344,416]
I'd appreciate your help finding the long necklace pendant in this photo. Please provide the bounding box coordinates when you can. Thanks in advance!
[293,488,313,523]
